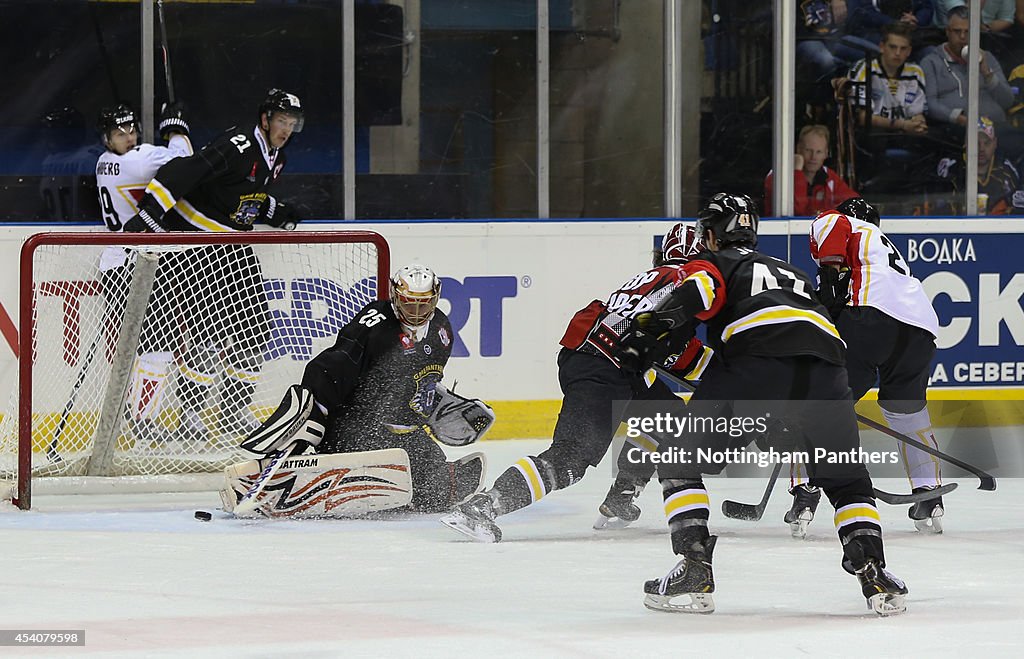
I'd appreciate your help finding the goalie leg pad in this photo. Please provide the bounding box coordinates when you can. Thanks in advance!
[427,384,496,447]
[222,448,413,518]
[240,384,325,456]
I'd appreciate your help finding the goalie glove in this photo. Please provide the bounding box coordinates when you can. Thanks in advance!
[240,384,326,457]
[158,101,190,140]
[815,265,851,321]
[425,383,495,447]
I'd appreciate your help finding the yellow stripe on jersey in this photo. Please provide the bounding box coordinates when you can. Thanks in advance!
[721,306,842,343]
[177,199,235,232]
[833,503,881,529]
[514,458,546,502]
[684,271,716,311]
[178,364,217,385]
[664,488,710,519]
[146,179,177,212]
[856,225,876,304]
[223,364,261,382]
[683,345,714,380]
[627,433,659,454]
[811,212,843,255]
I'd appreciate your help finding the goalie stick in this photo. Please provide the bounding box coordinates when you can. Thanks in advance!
[232,445,296,517]
[648,365,979,519]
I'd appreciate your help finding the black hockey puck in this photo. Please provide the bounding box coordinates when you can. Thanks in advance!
[194,510,213,522]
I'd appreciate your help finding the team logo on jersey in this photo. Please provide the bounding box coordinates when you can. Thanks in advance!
[438,327,450,347]
[234,193,267,226]
[409,365,444,417]
[423,344,432,355]
[400,333,414,352]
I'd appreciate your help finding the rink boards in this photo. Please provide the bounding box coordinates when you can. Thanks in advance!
[0,218,1020,439]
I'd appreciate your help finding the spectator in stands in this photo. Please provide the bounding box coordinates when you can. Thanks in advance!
[846,21,938,190]
[764,124,858,216]
[920,6,1015,129]
[850,22,929,135]
[936,116,1024,214]
[846,0,934,45]
[932,0,1015,33]
[798,1,879,86]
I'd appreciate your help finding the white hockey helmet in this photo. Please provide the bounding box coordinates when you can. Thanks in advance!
[391,264,441,327]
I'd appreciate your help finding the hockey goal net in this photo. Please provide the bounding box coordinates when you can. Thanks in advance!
[1,231,389,509]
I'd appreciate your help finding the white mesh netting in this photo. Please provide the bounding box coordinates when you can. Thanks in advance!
[1,232,384,501]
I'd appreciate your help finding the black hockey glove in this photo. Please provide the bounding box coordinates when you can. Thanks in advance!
[815,266,851,321]
[158,101,190,140]
[260,196,302,231]
[123,207,165,233]
[617,326,667,376]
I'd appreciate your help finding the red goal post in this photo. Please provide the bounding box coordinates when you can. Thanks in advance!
[3,231,390,509]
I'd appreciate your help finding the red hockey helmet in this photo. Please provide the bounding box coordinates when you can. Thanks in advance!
[655,223,705,266]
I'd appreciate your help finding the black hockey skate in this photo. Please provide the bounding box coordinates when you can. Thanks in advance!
[439,491,502,543]
[594,474,646,530]
[908,486,944,534]
[643,536,717,614]
[843,541,908,616]
[783,484,821,539]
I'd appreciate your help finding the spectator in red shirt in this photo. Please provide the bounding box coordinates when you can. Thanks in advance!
[764,124,858,216]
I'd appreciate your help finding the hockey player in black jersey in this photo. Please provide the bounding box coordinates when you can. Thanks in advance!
[624,194,907,616]
[439,225,708,541]
[230,264,495,514]
[120,89,305,444]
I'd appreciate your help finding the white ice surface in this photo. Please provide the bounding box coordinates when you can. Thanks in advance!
[2,439,1022,658]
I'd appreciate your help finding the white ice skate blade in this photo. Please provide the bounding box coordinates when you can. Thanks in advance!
[593,514,633,531]
[439,509,501,543]
[867,592,907,616]
[788,510,813,539]
[643,592,715,614]
[913,507,944,534]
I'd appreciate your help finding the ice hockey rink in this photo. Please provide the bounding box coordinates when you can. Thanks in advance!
[1,439,1021,658]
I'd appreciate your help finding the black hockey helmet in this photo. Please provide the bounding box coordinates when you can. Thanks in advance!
[696,193,759,248]
[837,197,880,226]
[258,88,304,133]
[97,104,139,144]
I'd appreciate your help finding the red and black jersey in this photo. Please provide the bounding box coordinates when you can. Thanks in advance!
[684,247,845,365]
[559,264,714,377]
[302,300,454,429]
[137,124,286,232]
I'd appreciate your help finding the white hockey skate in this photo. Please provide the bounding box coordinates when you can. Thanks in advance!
[440,492,502,542]
[909,487,944,534]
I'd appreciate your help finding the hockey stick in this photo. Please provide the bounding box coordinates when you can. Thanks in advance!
[46,336,101,463]
[649,365,980,516]
[157,0,175,103]
[854,414,995,491]
[232,445,296,517]
[721,462,782,521]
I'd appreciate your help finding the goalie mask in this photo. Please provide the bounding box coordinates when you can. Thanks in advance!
[654,223,705,266]
[391,264,441,328]
[696,193,759,249]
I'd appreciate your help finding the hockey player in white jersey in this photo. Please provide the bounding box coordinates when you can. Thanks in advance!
[94,103,192,448]
[786,197,945,537]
